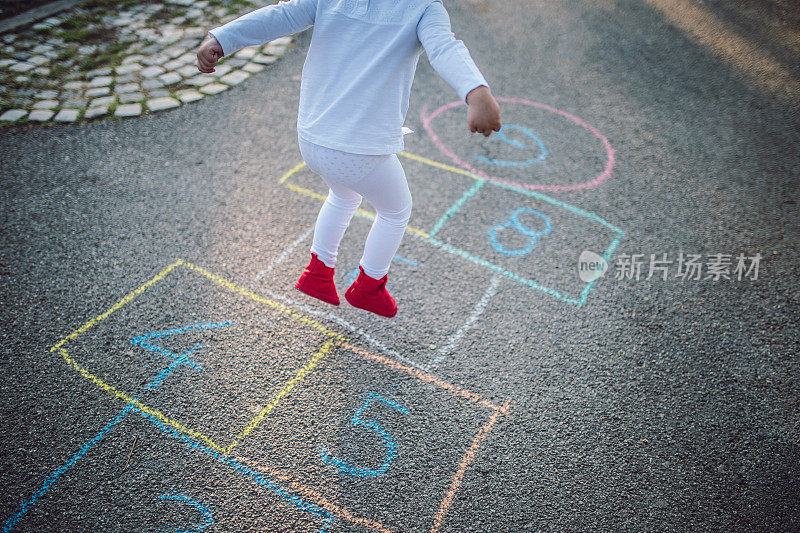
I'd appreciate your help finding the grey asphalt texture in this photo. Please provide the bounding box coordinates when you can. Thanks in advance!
[2,0,799,531]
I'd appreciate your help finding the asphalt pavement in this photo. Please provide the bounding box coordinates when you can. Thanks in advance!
[1,0,799,531]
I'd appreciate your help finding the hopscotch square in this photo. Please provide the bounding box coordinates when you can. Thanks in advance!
[254,208,496,370]
[229,341,507,532]
[428,180,624,305]
[336,225,498,367]
[51,260,344,456]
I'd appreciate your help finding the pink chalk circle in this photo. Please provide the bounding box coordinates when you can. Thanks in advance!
[421,97,616,192]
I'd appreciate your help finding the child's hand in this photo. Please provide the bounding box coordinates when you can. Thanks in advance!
[466,86,502,137]
[197,35,224,73]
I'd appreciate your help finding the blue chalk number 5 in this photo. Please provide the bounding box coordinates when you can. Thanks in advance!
[319,393,408,478]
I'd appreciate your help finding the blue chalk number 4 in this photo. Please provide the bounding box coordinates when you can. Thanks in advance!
[319,393,408,478]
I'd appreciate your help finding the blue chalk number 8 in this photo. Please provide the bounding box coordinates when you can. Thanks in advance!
[490,208,552,256]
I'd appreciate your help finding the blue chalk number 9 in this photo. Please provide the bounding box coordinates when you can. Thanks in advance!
[474,124,547,167]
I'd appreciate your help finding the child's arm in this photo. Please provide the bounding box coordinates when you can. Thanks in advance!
[417,0,501,136]
[198,0,318,72]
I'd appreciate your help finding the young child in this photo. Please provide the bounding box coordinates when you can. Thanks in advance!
[198,0,501,318]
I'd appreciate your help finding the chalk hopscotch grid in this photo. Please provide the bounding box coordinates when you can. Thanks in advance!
[279,151,626,307]
[9,260,509,532]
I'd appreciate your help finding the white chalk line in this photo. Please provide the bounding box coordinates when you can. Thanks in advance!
[253,224,315,284]
[256,285,431,372]
[427,274,501,370]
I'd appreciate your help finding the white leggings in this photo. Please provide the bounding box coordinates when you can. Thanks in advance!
[298,137,412,279]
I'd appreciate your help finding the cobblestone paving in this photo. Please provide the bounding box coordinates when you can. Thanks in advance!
[0,0,291,125]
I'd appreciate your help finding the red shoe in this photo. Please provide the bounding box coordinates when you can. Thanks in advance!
[295,253,340,305]
[344,266,397,318]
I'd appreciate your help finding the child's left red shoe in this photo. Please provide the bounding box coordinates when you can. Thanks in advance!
[295,253,340,305]
[344,266,397,318]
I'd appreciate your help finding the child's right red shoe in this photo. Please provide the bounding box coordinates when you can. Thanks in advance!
[295,253,340,306]
[344,266,397,318]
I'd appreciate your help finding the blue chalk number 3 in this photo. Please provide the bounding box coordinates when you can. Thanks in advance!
[319,393,408,478]
[158,492,214,533]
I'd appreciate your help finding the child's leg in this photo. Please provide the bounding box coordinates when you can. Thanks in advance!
[350,155,412,279]
[310,186,361,267]
[298,137,385,268]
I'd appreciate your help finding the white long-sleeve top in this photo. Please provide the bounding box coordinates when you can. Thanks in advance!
[209,0,488,154]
